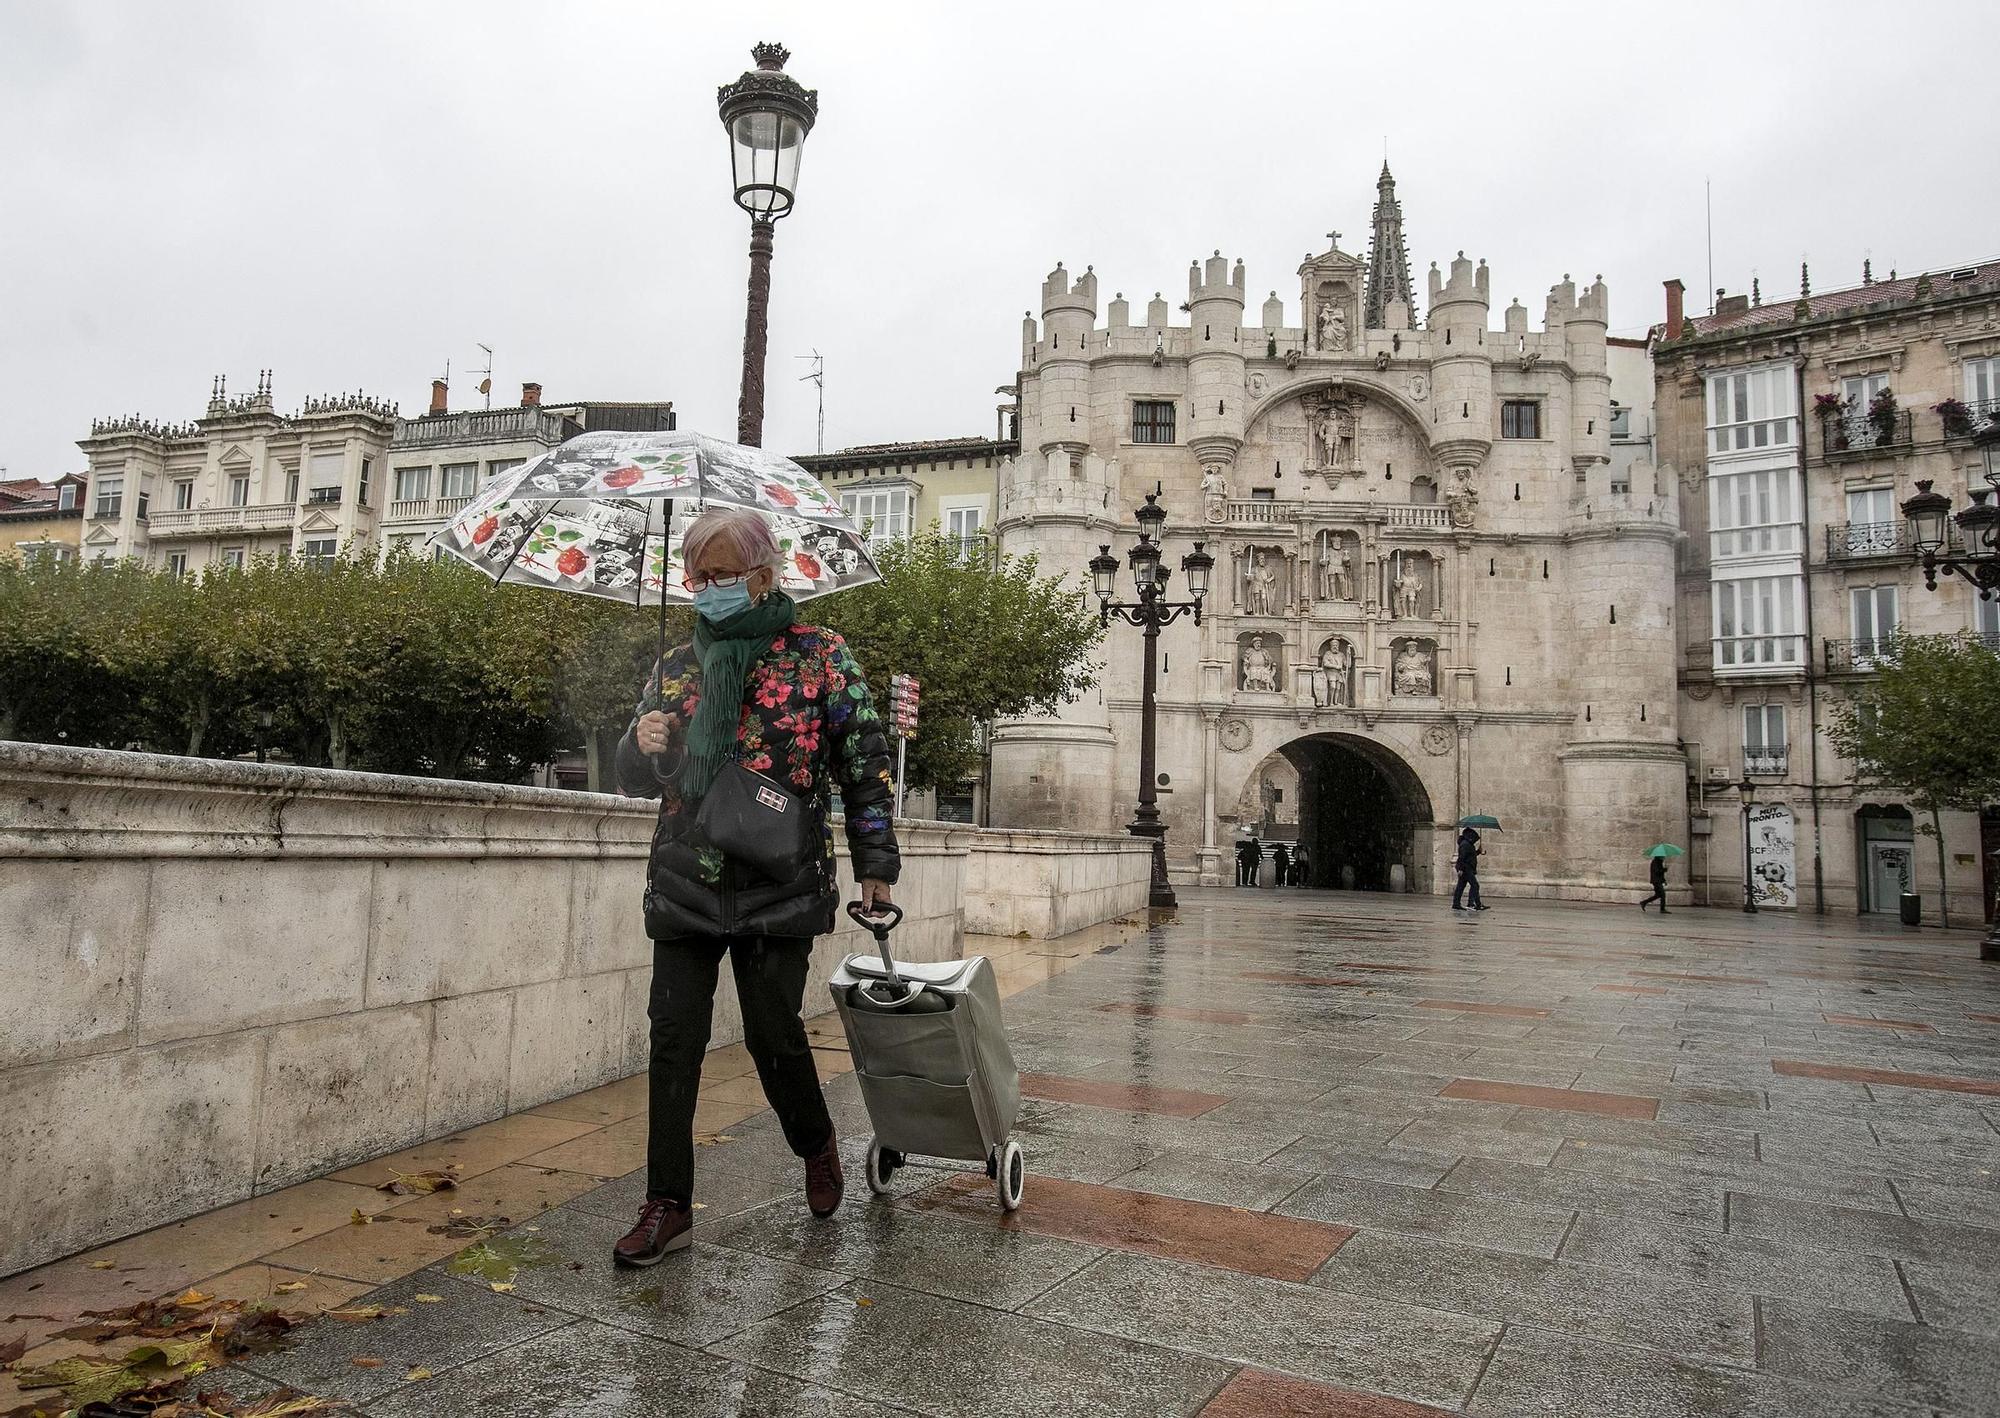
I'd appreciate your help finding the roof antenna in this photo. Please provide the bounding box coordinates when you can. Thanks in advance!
[475,344,494,410]
[796,351,825,454]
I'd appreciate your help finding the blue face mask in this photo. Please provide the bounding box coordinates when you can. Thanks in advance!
[692,580,754,621]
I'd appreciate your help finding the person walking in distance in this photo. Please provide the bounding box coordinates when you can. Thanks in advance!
[1291,842,1310,888]
[1640,853,1669,913]
[610,508,899,1267]
[1270,841,1291,889]
[1238,835,1262,887]
[1452,827,1486,911]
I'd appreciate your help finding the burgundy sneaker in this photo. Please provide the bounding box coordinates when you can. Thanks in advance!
[613,1199,692,1266]
[804,1130,844,1218]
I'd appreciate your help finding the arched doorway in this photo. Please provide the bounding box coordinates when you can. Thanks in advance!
[1234,734,1436,892]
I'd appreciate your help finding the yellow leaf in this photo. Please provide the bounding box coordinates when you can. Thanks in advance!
[854,1296,873,1307]
[349,1209,373,1226]
[274,1280,310,1294]
[325,1304,409,1322]
[413,1294,443,1304]
[488,1282,515,1293]
[405,1366,433,1381]
[173,1287,213,1306]
[351,1357,384,1369]
[86,1259,118,1269]
[690,1202,708,1211]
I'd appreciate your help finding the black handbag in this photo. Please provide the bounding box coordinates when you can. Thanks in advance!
[695,760,816,881]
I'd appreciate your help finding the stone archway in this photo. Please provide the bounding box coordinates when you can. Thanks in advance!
[1232,732,1437,892]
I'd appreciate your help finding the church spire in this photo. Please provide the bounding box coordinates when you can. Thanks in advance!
[1364,161,1415,329]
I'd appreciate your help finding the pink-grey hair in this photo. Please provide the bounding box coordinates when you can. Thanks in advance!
[681,506,782,575]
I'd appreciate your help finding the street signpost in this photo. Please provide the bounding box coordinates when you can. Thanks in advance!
[887,673,920,819]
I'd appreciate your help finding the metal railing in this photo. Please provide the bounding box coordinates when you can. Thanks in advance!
[1744,751,1788,776]
[1825,520,1911,559]
[1222,498,1451,529]
[145,503,298,536]
[1824,636,1897,672]
[1940,396,2000,440]
[1819,408,1913,456]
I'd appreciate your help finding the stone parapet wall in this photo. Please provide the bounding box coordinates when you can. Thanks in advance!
[0,744,988,1276]
[964,828,1154,938]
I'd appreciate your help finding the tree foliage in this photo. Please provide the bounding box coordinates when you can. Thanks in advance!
[0,534,1100,797]
[828,530,1104,790]
[1825,631,2000,926]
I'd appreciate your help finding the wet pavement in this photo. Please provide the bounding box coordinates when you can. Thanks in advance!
[14,888,2000,1416]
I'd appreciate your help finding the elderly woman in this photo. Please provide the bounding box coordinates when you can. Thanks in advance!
[611,506,899,1266]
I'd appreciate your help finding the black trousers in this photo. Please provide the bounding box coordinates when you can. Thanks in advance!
[1641,883,1668,909]
[1452,870,1483,908]
[646,934,832,1205]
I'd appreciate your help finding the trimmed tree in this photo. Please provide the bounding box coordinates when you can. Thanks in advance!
[1826,632,2000,927]
[828,530,1103,792]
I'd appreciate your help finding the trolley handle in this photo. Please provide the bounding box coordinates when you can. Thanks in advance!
[845,900,923,1008]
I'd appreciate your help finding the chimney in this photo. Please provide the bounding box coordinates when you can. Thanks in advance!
[1663,278,1685,341]
[429,378,448,416]
[520,381,542,408]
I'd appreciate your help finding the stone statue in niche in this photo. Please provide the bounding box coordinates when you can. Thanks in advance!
[1316,638,1351,707]
[1240,635,1279,693]
[1248,551,1280,616]
[1394,564,1424,619]
[1318,302,1350,352]
[1309,393,1359,471]
[1447,468,1480,528]
[1316,537,1352,601]
[1393,642,1435,697]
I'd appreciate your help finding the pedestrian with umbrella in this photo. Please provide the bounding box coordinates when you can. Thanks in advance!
[1453,814,1499,912]
[1641,843,1682,913]
[431,432,896,1267]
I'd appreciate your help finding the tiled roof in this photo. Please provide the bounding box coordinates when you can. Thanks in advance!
[1665,261,2000,341]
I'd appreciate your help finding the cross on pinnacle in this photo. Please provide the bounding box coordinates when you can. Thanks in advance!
[1327,230,1342,250]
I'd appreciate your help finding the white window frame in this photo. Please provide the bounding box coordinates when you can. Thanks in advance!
[1712,570,1805,671]
[219,547,246,569]
[165,551,189,579]
[94,475,123,519]
[440,462,479,498]
[1845,486,1894,526]
[1841,373,1888,409]
[58,483,77,511]
[483,458,524,485]
[1705,363,1797,456]
[172,479,195,510]
[301,537,337,568]
[1850,584,1900,663]
[1743,704,1787,774]
[1964,355,2000,408]
[227,473,250,508]
[840,485,911,545]
[394,466,433,503]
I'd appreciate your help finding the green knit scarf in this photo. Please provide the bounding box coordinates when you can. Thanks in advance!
[682,590,797,803]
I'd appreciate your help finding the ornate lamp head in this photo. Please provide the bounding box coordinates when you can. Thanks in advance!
[717,43,818,220]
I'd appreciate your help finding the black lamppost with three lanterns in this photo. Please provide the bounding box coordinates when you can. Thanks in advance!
[1088,492,1214,910]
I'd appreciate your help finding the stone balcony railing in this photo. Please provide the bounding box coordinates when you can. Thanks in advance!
[385,495,476,524]
[1222,498,1452,529]
[144,503,298,538]
[392,407,572,449]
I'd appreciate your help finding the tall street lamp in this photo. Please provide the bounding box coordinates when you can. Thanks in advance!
[718,42,818,448]
[1088,491,1214,910]
[1736,775,1759,914]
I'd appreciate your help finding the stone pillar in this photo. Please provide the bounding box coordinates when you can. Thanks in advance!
[1198,710,1223,886]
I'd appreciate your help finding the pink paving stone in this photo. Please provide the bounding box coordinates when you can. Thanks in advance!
[1631,971,1769,985]
[1199,1369,1462,1418]
[1821,1013,1937,1034]
[1594,984,1669,996]
[1018,1071,1229,1120]
[1771,1059,2000,1098]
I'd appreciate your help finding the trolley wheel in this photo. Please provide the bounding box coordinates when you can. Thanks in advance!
[864,1137,896,1197]
[995,1140,1025,1212]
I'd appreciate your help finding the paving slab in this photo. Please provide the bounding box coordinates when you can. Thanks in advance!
[1761,1295,2000,1414]
[1275,1173,1574,1258]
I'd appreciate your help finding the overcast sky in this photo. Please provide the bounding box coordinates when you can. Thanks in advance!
[5,0,1997,481]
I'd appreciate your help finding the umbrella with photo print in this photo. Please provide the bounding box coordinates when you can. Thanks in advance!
[428,429,882,671]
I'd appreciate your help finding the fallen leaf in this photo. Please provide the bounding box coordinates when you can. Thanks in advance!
[405,1366,433,1381]
[374,1167,460,1197]
[324,1305,409,1323]
[449,1208,465,1216]
[488,1282,515,1294]
[693,1133,736,1147]
[86,1259,118,1270]
[854,1296,873,1308]
[273,1281,309,1295]
[348,1210,372,1226]
[350,1357,384,1369]
[412,1294,443,1304]
[173,1288,214,1307]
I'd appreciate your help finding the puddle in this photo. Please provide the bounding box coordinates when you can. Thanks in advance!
[445,1235,561,1283]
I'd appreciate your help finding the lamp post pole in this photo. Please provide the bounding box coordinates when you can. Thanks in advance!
[718,43,818,450]
[1090,493,1215,911]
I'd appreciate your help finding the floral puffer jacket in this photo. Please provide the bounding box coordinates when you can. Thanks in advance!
[615,623,900,942]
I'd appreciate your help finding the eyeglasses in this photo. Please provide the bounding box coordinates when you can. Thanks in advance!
[681,571,748,591]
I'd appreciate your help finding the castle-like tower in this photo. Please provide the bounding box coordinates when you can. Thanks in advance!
[989,170,1684,903]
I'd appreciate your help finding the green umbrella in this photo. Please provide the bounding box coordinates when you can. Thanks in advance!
[1645,843,1686,858]
[1459,814,1502,830]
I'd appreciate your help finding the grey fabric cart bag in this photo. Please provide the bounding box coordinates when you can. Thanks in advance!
[830,903,1025,1209]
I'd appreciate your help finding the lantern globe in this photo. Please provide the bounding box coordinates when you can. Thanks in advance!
[1902,479,1952,554]
[717,43,818,220]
